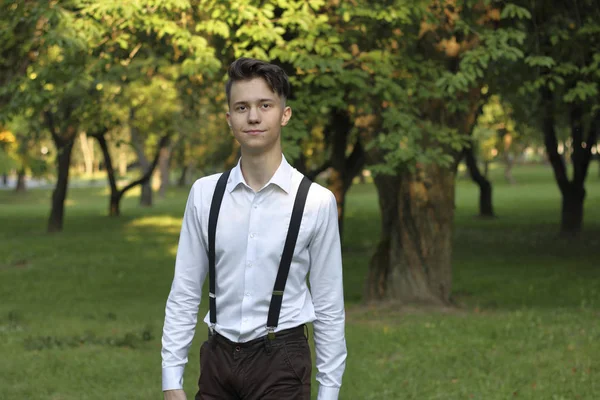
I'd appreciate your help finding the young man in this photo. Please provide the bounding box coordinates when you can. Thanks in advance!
[161,58,347,400]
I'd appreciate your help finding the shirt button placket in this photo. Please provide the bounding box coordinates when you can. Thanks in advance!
[243,196,259,336]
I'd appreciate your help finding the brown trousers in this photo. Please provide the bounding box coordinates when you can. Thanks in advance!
[195,325,312,400]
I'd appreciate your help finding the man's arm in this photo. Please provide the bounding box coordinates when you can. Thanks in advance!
[161,180,208,393]
[308,189,347,400]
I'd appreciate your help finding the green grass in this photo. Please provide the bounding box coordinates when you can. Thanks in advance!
[1,163,599,399]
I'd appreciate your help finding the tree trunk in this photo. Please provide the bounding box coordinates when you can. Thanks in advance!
[2,173,7,186]
[79,132,94,176]
[541,89,598,236]
[366,165,454,304]
[464,145,494,217]
[129,111,152,207]
[325,109,365,242]
[560,184,585,236]
[89,136,95,173]
[95,134,121,217]
[158,144,171,198]
[176,141,188,187]
[327,168,349,238]
[365,173,400,301]
[140,180,152,205]
[118,149,127,176]
[178,164,189,187]
[15,168,26,192]
[48,139,74,232]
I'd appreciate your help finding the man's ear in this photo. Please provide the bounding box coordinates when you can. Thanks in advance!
[280,106,292,126]
[226,111,231,128]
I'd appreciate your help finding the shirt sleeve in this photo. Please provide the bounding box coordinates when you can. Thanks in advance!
[161,181,208,391]
[308,189,347,400]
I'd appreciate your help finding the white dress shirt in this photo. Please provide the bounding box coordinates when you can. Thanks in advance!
[161,156,347,399]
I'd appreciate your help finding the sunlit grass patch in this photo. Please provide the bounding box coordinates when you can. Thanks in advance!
[125,215,182,229]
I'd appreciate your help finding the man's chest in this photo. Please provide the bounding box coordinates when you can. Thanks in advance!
[199,186,318,266]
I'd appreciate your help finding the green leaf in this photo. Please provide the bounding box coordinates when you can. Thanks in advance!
[500,4,532,20]
[524,56,556,68]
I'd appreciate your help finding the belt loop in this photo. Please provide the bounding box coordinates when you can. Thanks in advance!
[263,335,272,354]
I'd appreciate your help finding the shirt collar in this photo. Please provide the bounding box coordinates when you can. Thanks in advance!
[227,155,293,194]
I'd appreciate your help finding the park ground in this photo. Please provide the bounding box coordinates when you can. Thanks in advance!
[0,164,599,399]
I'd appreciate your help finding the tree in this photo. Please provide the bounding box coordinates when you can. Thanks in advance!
[507,0,600,236]
[362,1,527,304]
[463,98,495,217]
[1,1,224,227]
[79,0,221,210]
[0,1,100,232]
[0,128,17,186]
[3,115,51,193]
[94,130,169,216]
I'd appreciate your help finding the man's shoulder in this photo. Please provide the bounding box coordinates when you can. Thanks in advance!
[189,172,228,199]
[307,180,334,201]
[192,172,222,187]
[291,171,335,208]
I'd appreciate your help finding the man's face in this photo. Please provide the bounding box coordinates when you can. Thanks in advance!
[226,77,292,156]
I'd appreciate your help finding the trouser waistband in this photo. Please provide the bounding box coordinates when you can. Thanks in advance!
[208,325,307,352]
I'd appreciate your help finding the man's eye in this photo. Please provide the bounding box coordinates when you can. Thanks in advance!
[261,104,271,109]
[237,106,246,111]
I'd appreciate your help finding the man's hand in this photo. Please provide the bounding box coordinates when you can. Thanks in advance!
[164,389,187,400]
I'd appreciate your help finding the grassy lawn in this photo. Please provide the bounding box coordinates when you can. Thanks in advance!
[1,163,599,399]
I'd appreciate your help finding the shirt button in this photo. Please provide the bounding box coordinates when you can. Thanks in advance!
[247,262,253,268]
[253,205,258,209]
[245,292,250,297]
[250,233,255,238]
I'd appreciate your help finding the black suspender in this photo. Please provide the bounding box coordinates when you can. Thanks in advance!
[266,176,312,338]
[207,170,231,331]
[207,171,312,338]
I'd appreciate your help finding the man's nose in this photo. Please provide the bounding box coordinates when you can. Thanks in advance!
[248,106,260,123]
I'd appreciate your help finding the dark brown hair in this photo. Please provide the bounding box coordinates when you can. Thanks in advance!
[225,58,290,105]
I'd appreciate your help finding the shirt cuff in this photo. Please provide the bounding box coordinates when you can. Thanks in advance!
[162,366,185,391]
[317,385,340,400]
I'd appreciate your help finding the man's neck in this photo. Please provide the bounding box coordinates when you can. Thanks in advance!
[240,150,283,192]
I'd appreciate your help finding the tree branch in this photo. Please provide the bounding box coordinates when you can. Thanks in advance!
[541,87,569,195]
[119,134,170,196]
[344,139,366,189]
[306,160,331,181]
[93,132,118,195]
[43,111,63,147]
[463,142,487,185]
[461,98,488,182]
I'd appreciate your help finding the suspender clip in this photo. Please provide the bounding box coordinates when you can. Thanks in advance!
[266,326,276,340]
